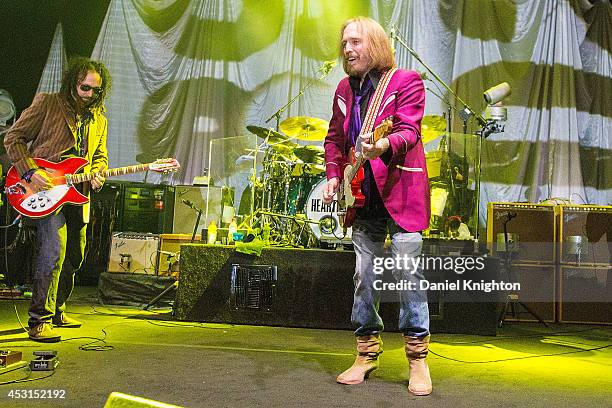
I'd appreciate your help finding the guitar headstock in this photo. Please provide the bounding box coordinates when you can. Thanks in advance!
[149,158,181,174]
[373,116,394,142]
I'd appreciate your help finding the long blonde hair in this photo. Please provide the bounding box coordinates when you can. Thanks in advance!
[339,17,395,75]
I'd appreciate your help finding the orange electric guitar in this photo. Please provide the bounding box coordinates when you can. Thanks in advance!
[336,117,394,228]
[5,157,180,218]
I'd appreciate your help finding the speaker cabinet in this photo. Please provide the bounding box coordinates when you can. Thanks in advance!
[172,186,233,234]
[487,202,557,264]
[108,232,159,274]
[500,263,557,323]
[559,265,612,324]
[558,205,611,266]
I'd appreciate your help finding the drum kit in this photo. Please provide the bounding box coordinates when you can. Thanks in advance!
[243,116,346,247]
[240,113,465,247]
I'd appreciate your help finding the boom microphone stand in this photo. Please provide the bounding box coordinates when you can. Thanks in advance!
[143,200,203,310]
[392,29,489,241]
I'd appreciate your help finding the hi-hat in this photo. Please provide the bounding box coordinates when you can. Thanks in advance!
[293,145,324,164]
[421,115,446,144]
[280,117,329,141]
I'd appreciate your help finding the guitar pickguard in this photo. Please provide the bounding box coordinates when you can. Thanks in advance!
[19,185,70,214]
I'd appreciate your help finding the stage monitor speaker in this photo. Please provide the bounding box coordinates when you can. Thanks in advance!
[120,183,174,234]
[558,205,611,266]
[487,202,556,264]
[107,232,159,274]
[172,186,233,234]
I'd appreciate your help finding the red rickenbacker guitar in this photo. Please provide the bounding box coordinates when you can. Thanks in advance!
[337,117,394,228]
[4,157,180,218]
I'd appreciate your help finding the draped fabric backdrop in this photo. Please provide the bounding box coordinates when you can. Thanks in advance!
[57,0,609,229]
[36,23,67,94]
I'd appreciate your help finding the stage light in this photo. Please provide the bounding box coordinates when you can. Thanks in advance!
[0,89,16,126]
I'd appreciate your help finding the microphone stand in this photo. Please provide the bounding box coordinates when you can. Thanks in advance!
[393,30,490,241]
[264,62,336,131]
[143,200,203,311]
[497,212,548,327]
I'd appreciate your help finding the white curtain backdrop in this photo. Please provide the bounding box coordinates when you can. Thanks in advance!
[65,0,610,229]
[36,23,67,94]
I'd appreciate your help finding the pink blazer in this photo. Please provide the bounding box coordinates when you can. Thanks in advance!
[324,69,430,232]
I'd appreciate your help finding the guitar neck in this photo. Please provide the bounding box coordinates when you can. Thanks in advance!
[70,163,151,184]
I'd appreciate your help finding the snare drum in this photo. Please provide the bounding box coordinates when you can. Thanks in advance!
[305,179,352,242]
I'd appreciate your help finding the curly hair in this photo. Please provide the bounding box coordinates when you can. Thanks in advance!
[60,57,112,113]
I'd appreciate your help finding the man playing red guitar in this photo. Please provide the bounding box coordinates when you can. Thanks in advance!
[4,57,111,342]
[322,17,432,395]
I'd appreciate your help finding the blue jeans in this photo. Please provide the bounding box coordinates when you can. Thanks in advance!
[28,206,86,328]
[351,217,429,338]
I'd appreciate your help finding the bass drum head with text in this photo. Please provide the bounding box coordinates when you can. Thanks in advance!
[305,179,352,242]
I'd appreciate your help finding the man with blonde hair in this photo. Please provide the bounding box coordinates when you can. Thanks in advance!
[323,17,432,395]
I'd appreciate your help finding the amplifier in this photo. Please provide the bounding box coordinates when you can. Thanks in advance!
[558,205,611,266]
[120,183,174,234]
[108,232,159,274]
[157,233,200,276]
[172,186,233,234]
[487,202,557,264]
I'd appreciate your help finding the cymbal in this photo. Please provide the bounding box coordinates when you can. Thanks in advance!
[246,125,290,144]
[280,117,329,141]
[421,115,446,144]
[270,143,297,160]
[293,145,324,164]
[422,115,446,132]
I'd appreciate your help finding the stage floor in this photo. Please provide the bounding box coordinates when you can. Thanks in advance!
[0,286,611,407]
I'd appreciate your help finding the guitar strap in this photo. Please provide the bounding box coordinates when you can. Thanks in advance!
[359,68,397,138]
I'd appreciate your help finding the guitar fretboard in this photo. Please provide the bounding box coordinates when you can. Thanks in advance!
[70,163,151,184]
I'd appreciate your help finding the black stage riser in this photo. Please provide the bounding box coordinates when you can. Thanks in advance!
[174,245,500,336]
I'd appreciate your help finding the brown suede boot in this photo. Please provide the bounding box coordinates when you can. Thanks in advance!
[336,335,383,385]
[404,335,432,396]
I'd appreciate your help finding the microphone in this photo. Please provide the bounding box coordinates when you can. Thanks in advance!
[321,60,337,75]
[483,82,511,105]
[389,24,396,50]
[182,199,195,209]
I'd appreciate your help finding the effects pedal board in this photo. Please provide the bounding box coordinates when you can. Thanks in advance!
[0,350,22,366]
[30,350,59,371]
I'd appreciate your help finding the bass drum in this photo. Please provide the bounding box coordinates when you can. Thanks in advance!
[305,179,352,244]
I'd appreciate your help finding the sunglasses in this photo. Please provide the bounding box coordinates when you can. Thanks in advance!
[79,84,103,94]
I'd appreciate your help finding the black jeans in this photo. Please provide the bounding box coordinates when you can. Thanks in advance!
[28,205,86,328]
